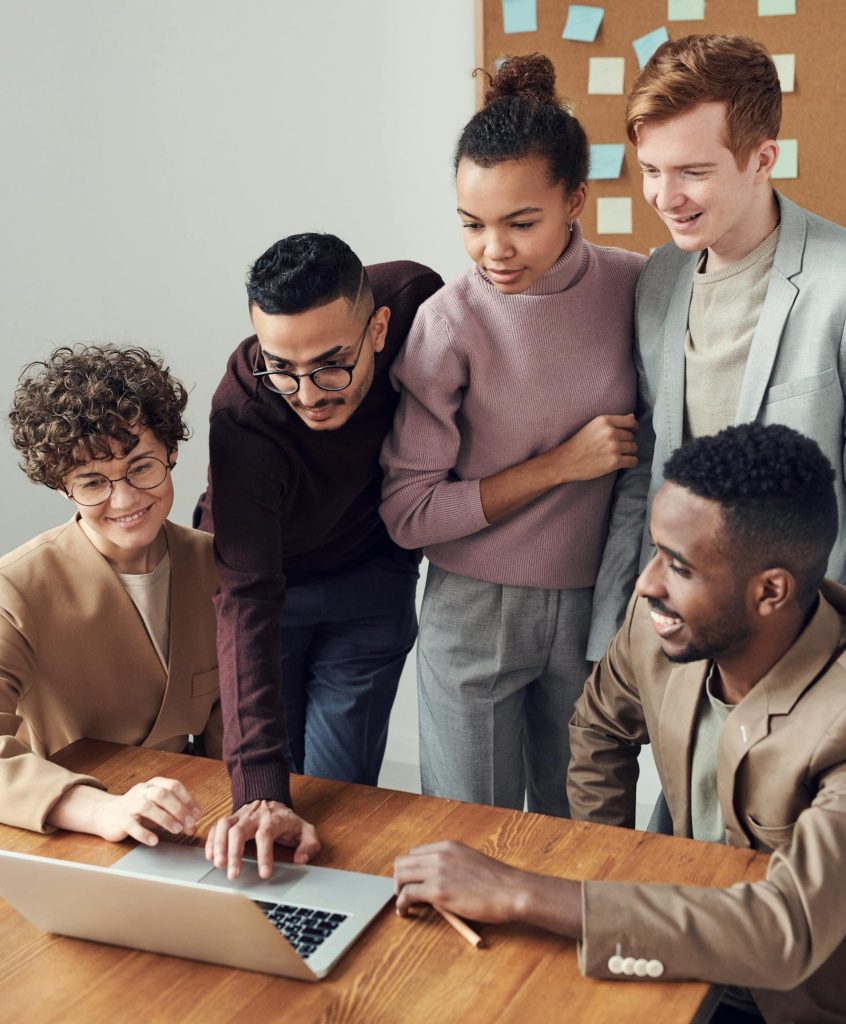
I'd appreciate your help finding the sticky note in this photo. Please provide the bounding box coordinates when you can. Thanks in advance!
[562,5,604,42]
[597,197,633,234]
[633,27,670,69]
[773,53,795,92]
[502,0,537,33]
[667,0,705,18]
[589,144,626,179]
[758,0,796,14]
[772,139,798,179]
[588,57,625,95]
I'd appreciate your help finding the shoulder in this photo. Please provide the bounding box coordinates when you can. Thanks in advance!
[0,519,78,579]
[368,261,444,313]
[165,521,214,559]
[585,240,647,280]
[210,336,261,418]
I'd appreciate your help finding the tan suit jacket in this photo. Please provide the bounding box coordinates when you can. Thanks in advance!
[569,582,846,1024]
[0,517,221,833]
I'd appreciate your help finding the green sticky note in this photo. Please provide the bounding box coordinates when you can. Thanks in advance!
[772,139,798,179]
[759,0,796,15]
[502,0,537,33]
[668,0,705,19]
[562,5,604,42]
[589,144,626,179]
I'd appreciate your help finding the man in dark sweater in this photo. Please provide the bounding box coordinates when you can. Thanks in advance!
[195,233,442,875]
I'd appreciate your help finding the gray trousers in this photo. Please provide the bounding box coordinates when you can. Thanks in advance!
[417,564,593,817]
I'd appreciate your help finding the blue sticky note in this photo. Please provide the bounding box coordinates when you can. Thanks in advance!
[502,0,537,33]
[589,144,625,180]
[633,26,670,69]
[562,5,604,42]
[759,0,796,14]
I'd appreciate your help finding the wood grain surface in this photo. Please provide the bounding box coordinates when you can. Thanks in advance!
[0,741,769,1024]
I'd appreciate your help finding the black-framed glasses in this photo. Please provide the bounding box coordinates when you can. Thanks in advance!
[252,310,376,396]
[66,456,173,506]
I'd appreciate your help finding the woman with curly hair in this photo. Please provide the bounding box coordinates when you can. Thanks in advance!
[0,343,222,842]
[381,55,645,816]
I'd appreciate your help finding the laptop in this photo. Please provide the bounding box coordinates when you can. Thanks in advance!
[0,844,394,980]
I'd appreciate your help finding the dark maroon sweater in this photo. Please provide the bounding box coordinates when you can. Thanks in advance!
[195,261,443,808]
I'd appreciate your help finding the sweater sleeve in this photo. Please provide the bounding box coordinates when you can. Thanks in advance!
[208,407,292,809]
[0,579,105,833]
[379,306,490,549]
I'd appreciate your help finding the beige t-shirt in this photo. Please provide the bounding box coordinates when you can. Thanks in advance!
[683,225,780,440]
[118,552,171,670]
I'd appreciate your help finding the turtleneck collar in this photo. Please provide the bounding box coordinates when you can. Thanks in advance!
[473,219,590,298]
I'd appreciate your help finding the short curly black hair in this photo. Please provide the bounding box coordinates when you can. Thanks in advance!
[9,344,190,490]
[246,232,372,316]
[664,423,837,608]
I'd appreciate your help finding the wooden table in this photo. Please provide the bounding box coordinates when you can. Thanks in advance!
[0,741,769,1024]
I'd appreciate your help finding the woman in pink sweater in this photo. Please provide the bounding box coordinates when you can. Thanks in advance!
[380,55,645,816]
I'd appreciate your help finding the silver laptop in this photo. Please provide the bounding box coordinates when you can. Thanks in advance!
[0,844,394,979]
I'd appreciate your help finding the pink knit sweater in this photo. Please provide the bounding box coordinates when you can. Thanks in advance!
[380,223,645,589]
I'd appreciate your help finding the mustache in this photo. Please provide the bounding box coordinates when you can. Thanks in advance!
[648,598,683,620]
[292,397,345,410]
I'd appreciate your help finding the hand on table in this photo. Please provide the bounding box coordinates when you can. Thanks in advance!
[205,799,320,880]
[393,840,526,924]
[48,775,201,844]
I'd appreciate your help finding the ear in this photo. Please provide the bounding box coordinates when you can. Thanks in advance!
[168,445,179,468]
[370,305,391,354]
[566,182,589,223]
[752,568,795,617]
[752,139,779,182]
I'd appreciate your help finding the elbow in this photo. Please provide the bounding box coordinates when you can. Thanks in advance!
[379,497,425,550]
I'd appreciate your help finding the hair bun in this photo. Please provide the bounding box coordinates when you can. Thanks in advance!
[484,53,557,106]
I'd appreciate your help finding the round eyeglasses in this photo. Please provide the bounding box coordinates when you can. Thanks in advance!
[252,311,375,397]
[67,456,172,506]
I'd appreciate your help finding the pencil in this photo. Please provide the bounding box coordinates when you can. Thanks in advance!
[434,905,485,948]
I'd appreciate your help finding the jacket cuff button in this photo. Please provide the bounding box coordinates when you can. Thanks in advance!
[646,959,664,978]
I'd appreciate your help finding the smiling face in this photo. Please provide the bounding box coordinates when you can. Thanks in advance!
[456,156,587,294]
[250,296,389,431]
[65,427,174,574]
[635,482,753,664]
[636,102,779,270]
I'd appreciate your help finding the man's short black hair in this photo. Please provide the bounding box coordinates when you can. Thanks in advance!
[246,232,372,316]
[664,423,837,610]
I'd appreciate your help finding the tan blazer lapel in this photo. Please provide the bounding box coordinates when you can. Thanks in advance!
[662,258,697,454]
[718,592,844,846]
[734,194,804,425]
[657,661,707,836]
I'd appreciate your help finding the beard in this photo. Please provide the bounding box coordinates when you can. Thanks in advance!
[664,620,751,664]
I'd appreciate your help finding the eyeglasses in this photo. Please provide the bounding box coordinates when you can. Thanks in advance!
[66,456,173,506]
[252,310,376,396]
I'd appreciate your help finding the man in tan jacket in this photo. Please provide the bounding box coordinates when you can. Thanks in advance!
[394,423,846,1024]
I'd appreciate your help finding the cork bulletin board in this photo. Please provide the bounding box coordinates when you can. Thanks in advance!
[476,0,846,254]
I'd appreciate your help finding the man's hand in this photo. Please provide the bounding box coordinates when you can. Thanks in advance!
[393,840,583,938]
[205,800,321,880]
[47,776,201,844]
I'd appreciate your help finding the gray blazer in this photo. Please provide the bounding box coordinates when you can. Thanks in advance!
[588,192,846,659]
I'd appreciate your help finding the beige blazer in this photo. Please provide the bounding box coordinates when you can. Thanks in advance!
[0,517,221,833]
[569,582,846,1024]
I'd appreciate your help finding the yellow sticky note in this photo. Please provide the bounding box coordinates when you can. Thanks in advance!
[597,197,633,234]
[588,57,625,95]
[773,53,795,92]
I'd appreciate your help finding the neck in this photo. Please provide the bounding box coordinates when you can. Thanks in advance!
[80,520,168,575]
[706,189,779,272]
[713,606,807,704]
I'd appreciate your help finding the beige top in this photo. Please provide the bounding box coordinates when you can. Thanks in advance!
[689,667,734,844]
[683,225,780,440]
[118,553,171,670]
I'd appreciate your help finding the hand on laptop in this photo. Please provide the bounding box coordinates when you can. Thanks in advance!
[205,800,321,880]
[46,775,202,844]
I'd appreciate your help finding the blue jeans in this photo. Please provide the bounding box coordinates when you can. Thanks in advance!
[280,551,418,785]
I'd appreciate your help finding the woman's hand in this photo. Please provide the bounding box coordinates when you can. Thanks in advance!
[556,413,639,481]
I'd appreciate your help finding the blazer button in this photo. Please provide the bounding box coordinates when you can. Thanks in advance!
[607,955,624,975]
[622,957,637,975]
[646,959,664,978]
[634,958,649,977]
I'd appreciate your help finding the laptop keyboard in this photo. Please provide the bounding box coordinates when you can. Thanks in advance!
[254,901,348,959]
